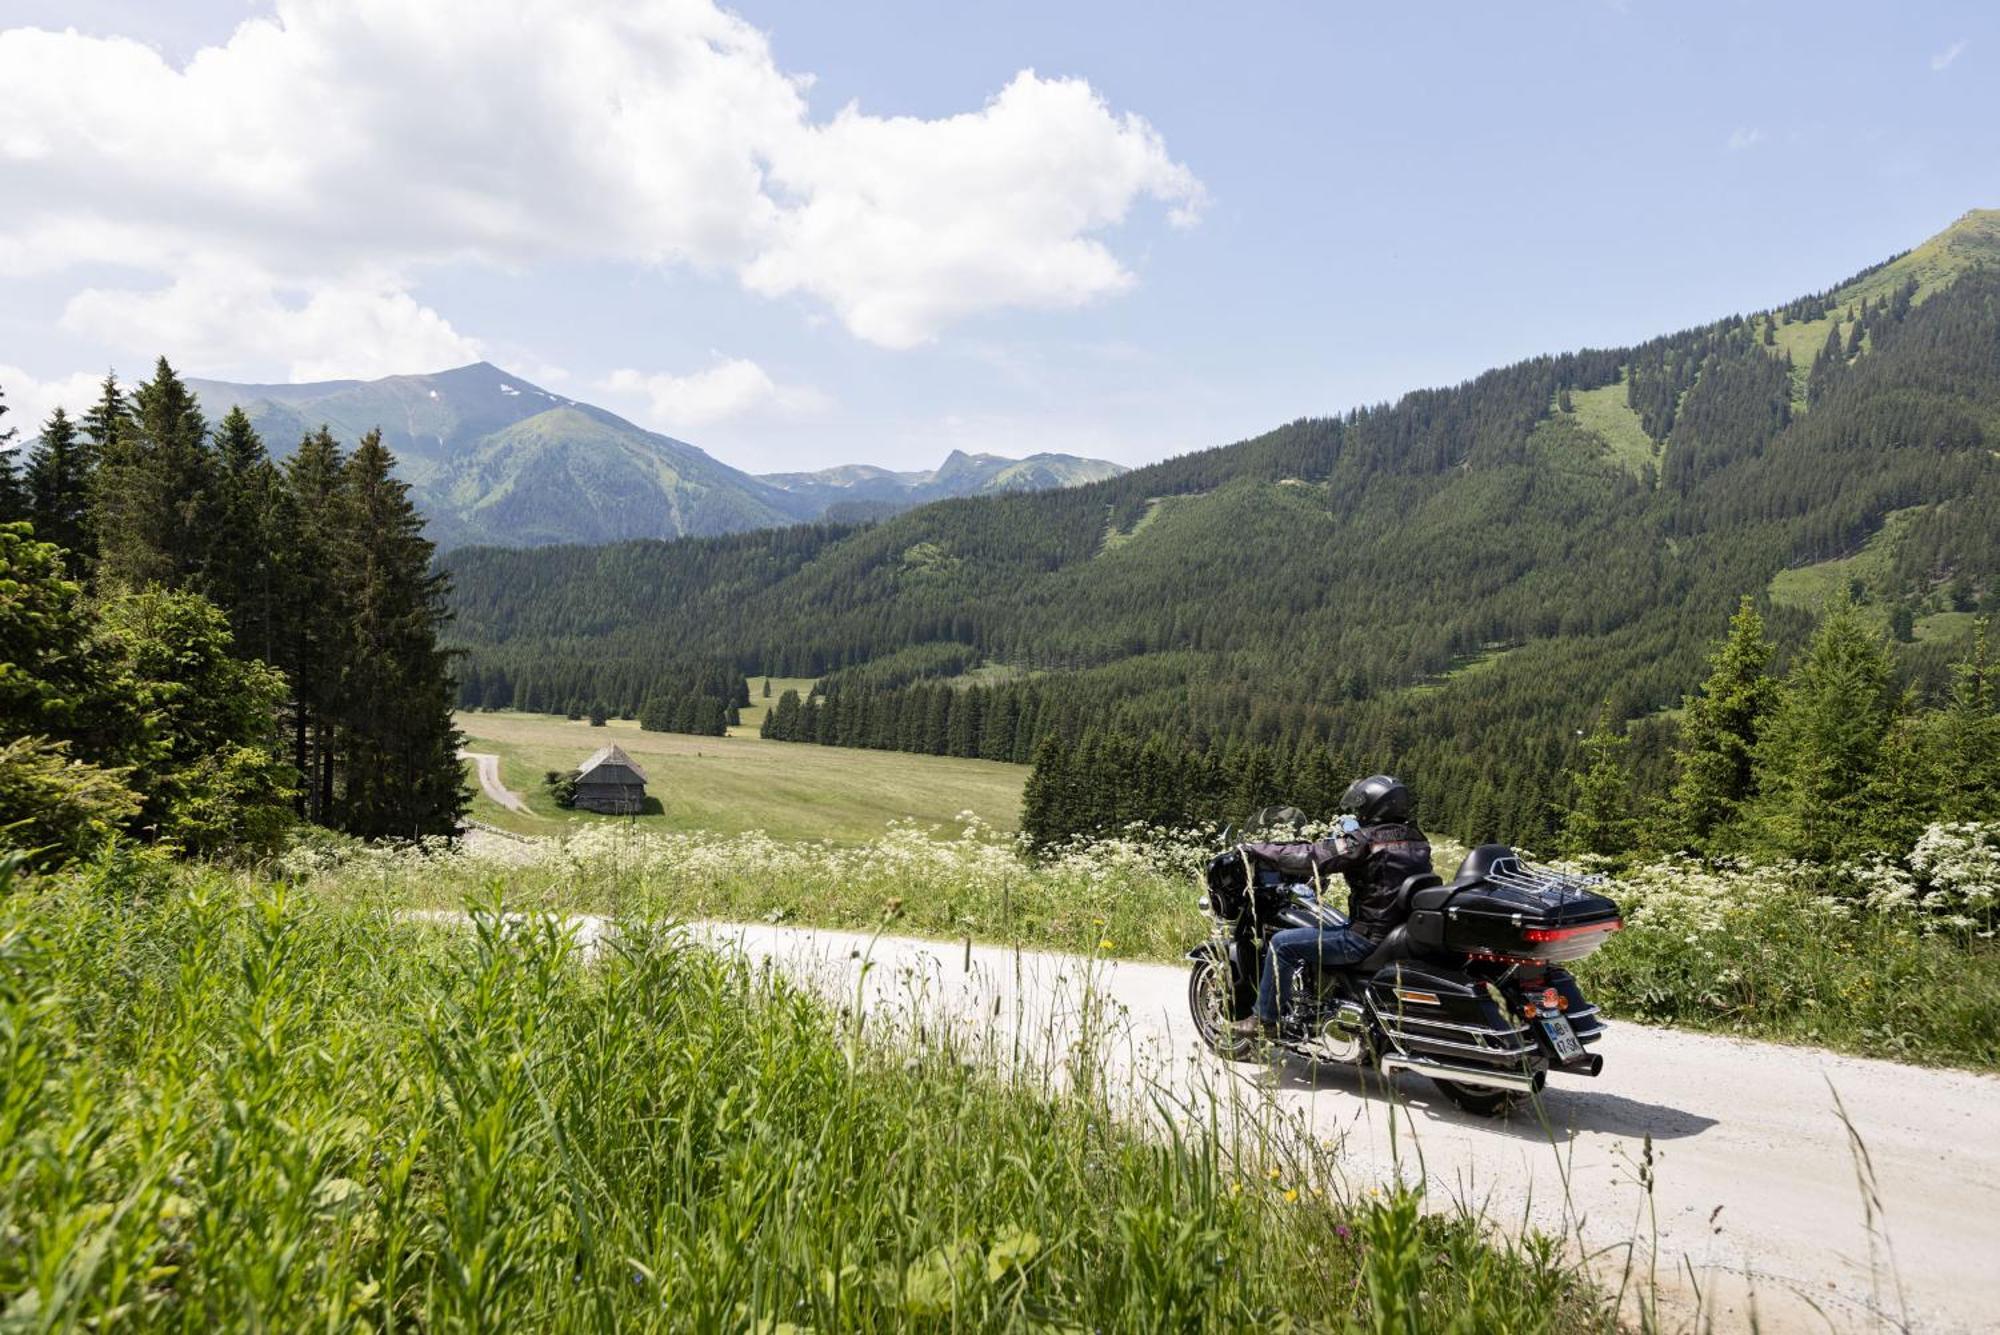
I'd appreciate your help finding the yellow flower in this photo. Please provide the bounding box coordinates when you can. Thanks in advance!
[1098,938,1115,951]
[1283,1188,1299,1203]
[1267,1167,1281,1181]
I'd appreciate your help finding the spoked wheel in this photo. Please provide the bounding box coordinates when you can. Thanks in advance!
[1187,956,1257,1060]
[1431,1078,1527,1118]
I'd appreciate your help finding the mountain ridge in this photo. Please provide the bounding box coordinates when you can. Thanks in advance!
[183,362,1126,548]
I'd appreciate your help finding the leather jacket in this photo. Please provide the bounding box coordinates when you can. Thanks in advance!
[1239,821,1434,941]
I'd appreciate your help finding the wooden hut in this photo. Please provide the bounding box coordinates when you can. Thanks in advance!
[574,744,647,814]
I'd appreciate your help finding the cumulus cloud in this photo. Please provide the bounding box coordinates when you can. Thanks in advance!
[1726,127,1767,152]
[60,265,481,381]
[0,0,1201,367]
[1931,40,1966,71]
[0,365,108,438]
[603,358,830,431]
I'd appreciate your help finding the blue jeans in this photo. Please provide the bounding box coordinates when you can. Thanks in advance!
[1255,925,1375,1023]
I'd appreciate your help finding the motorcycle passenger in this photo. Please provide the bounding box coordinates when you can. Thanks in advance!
[1228,774,1433,1038]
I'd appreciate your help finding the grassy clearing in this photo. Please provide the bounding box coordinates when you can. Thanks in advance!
[730,675,817,736]
[1560,381,1658,481]
[457,711,1025,842]
[1835,208,2000,308]
[1,855,1600,1330]
[940,662,1036,690]
[1766,506,1922,622]
[1098,497,1171,553]
[1400,644,1519,700]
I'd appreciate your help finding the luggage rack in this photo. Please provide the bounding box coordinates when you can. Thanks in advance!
[1481,855,1609,905]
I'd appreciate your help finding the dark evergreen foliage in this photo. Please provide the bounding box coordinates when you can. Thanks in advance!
[440,270,2000,846]
[0,361,468,845]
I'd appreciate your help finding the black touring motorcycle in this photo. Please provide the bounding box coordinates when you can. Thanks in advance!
[1187,835,1623,1115]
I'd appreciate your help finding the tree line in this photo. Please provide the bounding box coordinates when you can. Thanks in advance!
[1557,598,2000,867]
[439,260,2000,846]
[0,359,464,863]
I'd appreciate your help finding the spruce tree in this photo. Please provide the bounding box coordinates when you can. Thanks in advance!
[1669,597,1777,849]
[1924,621,2000,824]
[1021,733,1068,848]
[1751,599,1903,863]
[207,407,286,663]
[282,428,352,821]
[0,382,23,524]
[336,429,466,838]
[24,407,96,569]
[92,358,215,589]
[1556,717,1640,863]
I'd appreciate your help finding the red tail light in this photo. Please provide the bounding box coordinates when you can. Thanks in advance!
[1521,919,1622,943]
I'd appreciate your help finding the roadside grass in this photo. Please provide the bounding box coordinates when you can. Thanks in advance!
[1585,856,2000,1071]
[313,821,2000,1073]
[1,854,1602,1331]
[456,711,1026,842]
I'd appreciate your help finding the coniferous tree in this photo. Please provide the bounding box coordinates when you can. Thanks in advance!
[1556,717,1641,862]
[1924,621,2000,824]
[336,430,466,838]
[1669,597,1777,849]
[1751,599,1902,863]
[282,428,351,821]
[0,382,23,524]
[92,358,215,589]
[24,407,96,569]
[206,406,287,663]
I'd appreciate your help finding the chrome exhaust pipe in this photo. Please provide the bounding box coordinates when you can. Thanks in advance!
[1378,1053,1546,1095]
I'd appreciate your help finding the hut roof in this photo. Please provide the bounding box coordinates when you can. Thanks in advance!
[577,744,648,784]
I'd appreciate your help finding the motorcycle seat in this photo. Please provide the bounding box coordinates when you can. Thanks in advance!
[1354,924,1413,972]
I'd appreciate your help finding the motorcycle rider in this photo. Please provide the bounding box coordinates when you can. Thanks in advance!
[1228,774,1433,1038]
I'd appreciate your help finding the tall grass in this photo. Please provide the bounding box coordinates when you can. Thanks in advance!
[304,817,2000,1071]
[1,852,1599,1330]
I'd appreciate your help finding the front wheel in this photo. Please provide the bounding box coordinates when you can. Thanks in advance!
[1431,1078,1526,1118]
[1188,955,1256,1060]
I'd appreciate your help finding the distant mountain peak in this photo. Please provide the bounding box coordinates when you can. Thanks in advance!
[183,363,1124,549]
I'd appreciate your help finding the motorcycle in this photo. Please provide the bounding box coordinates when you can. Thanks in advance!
[1186,830,1622,1115]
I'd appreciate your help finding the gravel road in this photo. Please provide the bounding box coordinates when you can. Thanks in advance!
[677,921,2000,1334]
[458,749,528,812]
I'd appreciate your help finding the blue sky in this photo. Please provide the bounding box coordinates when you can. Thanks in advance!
[1,2,1994,473]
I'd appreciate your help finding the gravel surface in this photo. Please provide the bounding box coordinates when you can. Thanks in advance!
[458,749,528,812]
[684,922,2000,1334]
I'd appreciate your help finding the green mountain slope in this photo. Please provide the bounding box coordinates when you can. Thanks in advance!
[759,449,1125,512]
[185,363,1126,548]
[443,211,2000,842]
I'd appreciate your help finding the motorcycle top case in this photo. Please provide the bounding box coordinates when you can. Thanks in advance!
[1405,845,1621,963]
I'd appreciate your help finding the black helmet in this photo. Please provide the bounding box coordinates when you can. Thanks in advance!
[1340,774,1411,824]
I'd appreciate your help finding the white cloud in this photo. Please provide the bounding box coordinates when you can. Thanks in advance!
[0,0,1201,367]
[60,265,481,381]
[1932,40,1966,71]
[1726,127,1767,152]
[744,70,1204,349]
[0,365,108,439]
[602,358,830,431]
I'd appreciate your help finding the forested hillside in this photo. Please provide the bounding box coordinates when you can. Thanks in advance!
[444,211,2000,843]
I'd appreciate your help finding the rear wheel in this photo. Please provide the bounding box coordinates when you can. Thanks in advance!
[1431,1078,1527,1117]
[1188,955,1256,1060]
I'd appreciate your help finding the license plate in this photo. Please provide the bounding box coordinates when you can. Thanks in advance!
[1542,1015,1583,1062]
